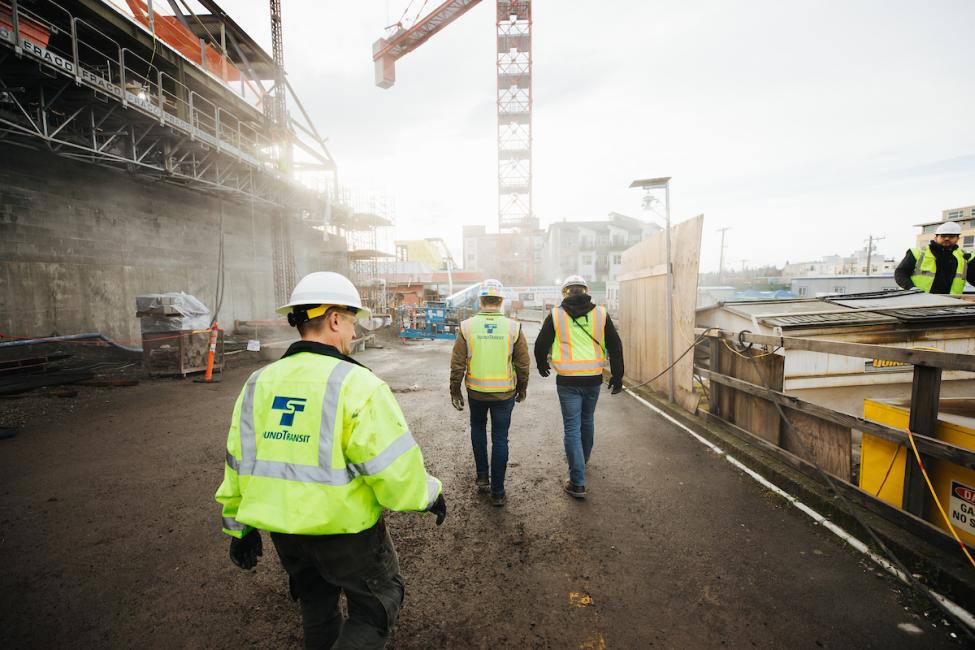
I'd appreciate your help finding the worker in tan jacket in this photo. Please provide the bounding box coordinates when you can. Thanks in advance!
[450,279,530,506]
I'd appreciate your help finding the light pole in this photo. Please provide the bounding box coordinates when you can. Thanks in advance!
[630,176,674,403]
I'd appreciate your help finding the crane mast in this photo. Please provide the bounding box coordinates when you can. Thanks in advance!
[496,0,533,284]
[269,0,287,127]
[372,0,535,285]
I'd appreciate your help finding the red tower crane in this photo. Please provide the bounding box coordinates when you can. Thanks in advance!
[372,1,535,285]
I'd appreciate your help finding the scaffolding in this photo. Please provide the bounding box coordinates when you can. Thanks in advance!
[0,0,339,304]
[325,188,395,316]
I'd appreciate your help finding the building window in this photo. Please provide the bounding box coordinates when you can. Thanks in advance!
[965,235,974,248]
[948,210,964,218]
[923,225,938,233]
[613,254,622,264]
[582,254,593,265]
[833,286,846,293]
[797,287,807,297]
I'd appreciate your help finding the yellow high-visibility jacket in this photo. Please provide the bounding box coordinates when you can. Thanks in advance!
[215,344,441,538]
[911,245,968,294]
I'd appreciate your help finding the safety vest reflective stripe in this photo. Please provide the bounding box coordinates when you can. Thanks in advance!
[229,362,419,485]
[550,306,607,375]
[347,431,417,478]
[425,476,440,507]
[911,246,968,294]
[222,516,247,531]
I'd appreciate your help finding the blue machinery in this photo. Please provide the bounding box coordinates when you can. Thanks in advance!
[397,302,459,341]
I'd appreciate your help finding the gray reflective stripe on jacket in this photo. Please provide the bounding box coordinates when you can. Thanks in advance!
[426,476,440,509]
[914,246,967,280]
[227,362,417,485]
[222,516,247,531]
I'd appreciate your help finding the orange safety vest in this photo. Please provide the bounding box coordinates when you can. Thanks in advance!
[549,306,607,376]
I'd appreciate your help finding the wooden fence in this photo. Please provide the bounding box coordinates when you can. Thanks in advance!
[697,328,975,548]
[618,214,702,412]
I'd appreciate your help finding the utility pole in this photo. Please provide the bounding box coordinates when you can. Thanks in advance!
[717,227,731,284]
[864,234,884,276]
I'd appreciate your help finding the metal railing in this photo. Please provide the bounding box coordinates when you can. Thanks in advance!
[2,0,276,171]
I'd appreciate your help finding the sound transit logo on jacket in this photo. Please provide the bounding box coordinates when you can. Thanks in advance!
[484,322,497,334]
[271,396,307,426]
[265,396,311,444]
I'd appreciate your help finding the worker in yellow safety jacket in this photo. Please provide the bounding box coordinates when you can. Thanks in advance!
[215,271,446,650]
[533,275,624,500]
[450,279,530,506]
[894,220,974,294]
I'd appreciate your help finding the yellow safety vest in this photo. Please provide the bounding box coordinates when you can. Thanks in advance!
[215,352,442,538]
[549,306,607,376]
[911,245,968,294]
[460,312,520,392]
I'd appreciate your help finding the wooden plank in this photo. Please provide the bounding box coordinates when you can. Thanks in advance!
[617,264,667,282]
[711,342,782,445]
[698,367,975,468]
[620,215,704,409]
[698,329,975,372]
[702,411,975,558]
[780,407,851,481]
[903,366,941,518]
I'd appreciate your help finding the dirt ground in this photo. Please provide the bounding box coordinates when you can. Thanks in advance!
[0,325,965,648]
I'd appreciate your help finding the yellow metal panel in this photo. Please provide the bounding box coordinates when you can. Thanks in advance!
[860,400,909,507]
[860,399,975,546]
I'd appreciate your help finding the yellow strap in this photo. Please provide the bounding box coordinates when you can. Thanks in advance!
[905,428,975,569]
[306,304,331,319]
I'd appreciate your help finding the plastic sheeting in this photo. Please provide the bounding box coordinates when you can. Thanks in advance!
[136,293,212,333]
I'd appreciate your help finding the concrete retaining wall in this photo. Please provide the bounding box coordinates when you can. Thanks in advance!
[0,149,345,343]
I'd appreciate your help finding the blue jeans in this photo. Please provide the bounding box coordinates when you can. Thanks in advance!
[557,384,601,487]
[469,396,515,497]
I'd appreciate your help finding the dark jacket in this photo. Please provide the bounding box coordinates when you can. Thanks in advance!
[533,294,624,386]
[894,241,975,293]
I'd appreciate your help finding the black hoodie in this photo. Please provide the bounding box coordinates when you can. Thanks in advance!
[894,240,975,294]
[533,294,624,386]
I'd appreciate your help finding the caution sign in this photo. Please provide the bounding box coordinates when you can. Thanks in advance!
[949,481,975,532]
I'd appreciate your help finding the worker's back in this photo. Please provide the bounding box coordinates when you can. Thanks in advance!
[219,350,436,536]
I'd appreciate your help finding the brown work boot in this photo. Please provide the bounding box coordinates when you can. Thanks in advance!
[476,473,490,492]
[563,480,587,499]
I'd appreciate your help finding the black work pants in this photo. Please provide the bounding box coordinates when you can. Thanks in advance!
[270,519,405,650]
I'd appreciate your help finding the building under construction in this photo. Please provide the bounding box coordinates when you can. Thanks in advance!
[0,0,346,342]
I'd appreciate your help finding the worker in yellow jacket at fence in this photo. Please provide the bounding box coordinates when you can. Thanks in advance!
[894,221,975,294]
[450,279,530,506]
[216,271,446,650]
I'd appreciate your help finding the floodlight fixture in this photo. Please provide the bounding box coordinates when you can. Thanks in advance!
[629,177,671,189]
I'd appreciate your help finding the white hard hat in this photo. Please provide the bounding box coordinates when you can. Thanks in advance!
[479,279,504,298]
[276,271,372,320]
[561,275,589,291]
[935,221,963,236]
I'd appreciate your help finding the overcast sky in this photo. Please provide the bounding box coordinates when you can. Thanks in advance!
[222,0,975,272]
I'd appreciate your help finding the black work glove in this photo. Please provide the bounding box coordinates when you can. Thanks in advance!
[451,393,464,411]
[538,366,551,378]
[515,388,527,403]
[229,529,262,570]
[608,377,623,395]
[428,493,447,525]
